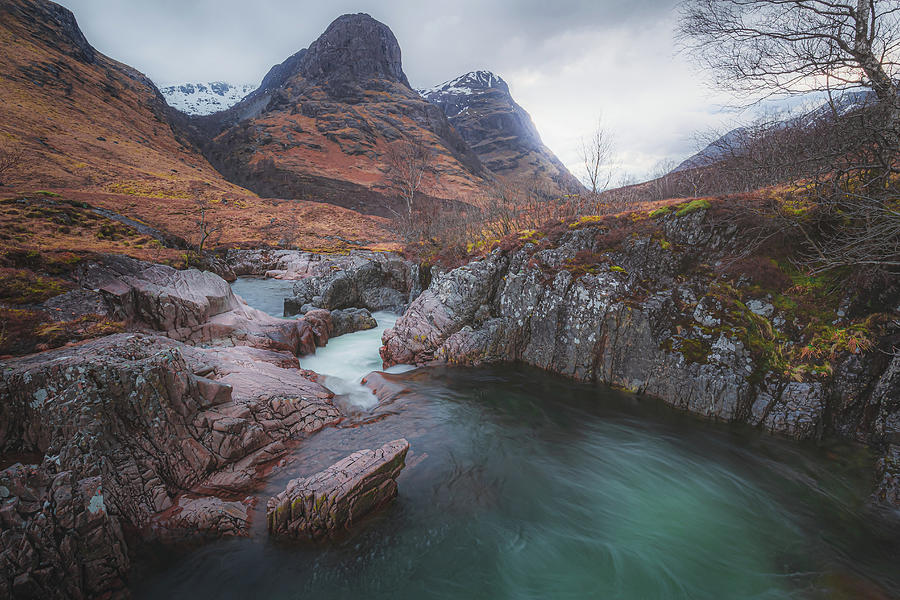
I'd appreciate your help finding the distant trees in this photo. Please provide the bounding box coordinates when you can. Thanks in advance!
[0,145,24,187]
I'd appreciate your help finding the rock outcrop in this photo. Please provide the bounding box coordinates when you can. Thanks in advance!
[0,252,356,596]
[283,251,421,314]
[48,254,332,356]
[420,70,584,197]
[267,439,409,539]
[331,308,378,337]
[0,331,342,596]
[381,204,900,504]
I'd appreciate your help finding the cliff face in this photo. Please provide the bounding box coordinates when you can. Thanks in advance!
[381,201,900,504]
[197,14,489,215]
[420,71,584,197]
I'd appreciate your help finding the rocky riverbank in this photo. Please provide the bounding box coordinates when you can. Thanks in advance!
[380,202,900,506]
[0,252,410,598]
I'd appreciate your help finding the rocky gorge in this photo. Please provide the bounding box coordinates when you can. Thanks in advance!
[380,201,900,506]
[1,209,898,597]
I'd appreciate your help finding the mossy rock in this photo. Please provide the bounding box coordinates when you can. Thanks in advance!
[676,198,711,217]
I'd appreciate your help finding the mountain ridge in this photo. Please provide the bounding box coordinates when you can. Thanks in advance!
[420,70,584,197]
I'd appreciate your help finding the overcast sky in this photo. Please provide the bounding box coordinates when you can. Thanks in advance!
[58,0,749,181]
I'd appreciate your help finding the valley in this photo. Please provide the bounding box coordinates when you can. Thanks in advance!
[0,0,898,598]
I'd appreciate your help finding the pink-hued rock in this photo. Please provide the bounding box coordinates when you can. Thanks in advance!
[0,330,346,597]
[151,495,252,541]
[267,439,409,539]
[73,255,334,356]
[0,465,129,599]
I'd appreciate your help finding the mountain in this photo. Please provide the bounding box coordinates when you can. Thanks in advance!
[0,0,243,198]
[673,90,874,172]
[160,82,257,115]
[195,14,490,215]
[419,70,584,197]
[0,0,395,251]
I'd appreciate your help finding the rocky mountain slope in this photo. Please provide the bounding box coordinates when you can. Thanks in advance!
[160,81,257,115]
[0,0,400,252]
[194,14,490,215]
[419,70,583,197]
[0,0,244,199]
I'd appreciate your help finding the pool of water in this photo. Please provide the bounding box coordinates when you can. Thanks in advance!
[230,276,298,318]
[132,277,900,599]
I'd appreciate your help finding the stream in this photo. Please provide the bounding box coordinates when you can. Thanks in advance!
[135,277,900,599]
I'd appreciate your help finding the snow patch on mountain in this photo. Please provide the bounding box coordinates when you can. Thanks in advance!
[159,81,257,116]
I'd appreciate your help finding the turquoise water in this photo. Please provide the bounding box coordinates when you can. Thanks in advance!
[230,276,298,318]
[132,278,900,599]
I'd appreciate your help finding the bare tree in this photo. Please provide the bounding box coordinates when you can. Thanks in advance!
[383,136,434,235]
[0,145,24,186]
[680,0,900,276]
[679,1,900,107]
[192,197,223,255]
[579,118,615,194]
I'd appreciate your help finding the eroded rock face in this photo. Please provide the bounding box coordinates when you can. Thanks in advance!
[420,70,583,197]
[0,334,339,524]
[380,209,900,506]
[298,13,411,93]
[267,439,409,539]
[0,465,128,599]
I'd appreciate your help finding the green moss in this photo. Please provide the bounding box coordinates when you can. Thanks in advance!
[676,198,712,217]
[676,198,711,217]
[610,265,627,274]
[569,215,606,228]
[649,206,671,218]
[518,229,545,243]
[677,337,711,364]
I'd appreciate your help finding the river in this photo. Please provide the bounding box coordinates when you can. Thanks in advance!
[134,276,900,599]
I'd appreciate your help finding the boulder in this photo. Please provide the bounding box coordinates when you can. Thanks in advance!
[54,254,334,356]
[284,252,415,315]
[331,307,378,337]
[267,439,409,539]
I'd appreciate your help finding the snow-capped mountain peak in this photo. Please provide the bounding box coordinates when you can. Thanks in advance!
[158,81,257,116]
[417,70,509,99]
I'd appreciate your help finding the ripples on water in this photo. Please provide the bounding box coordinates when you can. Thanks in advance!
[133,278,900,599]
